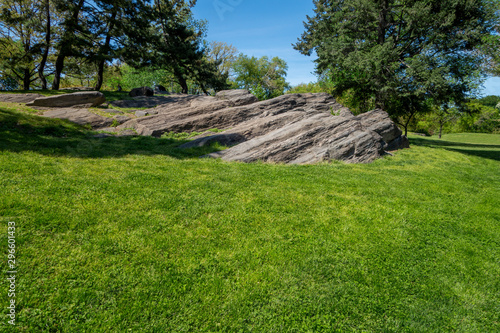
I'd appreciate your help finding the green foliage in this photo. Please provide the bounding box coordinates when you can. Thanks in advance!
[231,54,290,100]
[161,128,224,140]
[0,0,225,92]
[117,64,171,91]
[0,76,19,91]
[0,1,41,90]
[478,95,500,108]
[287,82,326,94]
[295,0,500,120]
[458,102,500,134]
[206,41,238,81]
[409,99,500,135]
[1,106,499,331]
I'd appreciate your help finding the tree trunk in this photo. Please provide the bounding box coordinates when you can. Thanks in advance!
[38,0,50,90]
[94,61,105,91]
[439,122,443,139]
[175,71,188,94]
[52,54,65,90]
[377,0,389,44]
[52,0,85,90]
[403,109,416,137]
[23,68,31,90]
[200,82,209,95]
[94,12,116,91]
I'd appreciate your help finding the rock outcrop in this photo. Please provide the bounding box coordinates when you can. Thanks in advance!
[115,90,409,164]
[110,95,178,109]
[129,87,154,97]
[42,108,127,128]
[0,93,44,104]
[26,91,106,108]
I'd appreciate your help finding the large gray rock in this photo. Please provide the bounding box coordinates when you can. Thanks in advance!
[41,108,115,128]
[0,93,44,103]
[215,89,259,106]
[111,96,174,109]
[116,90,408,164]
[26,91,106,107]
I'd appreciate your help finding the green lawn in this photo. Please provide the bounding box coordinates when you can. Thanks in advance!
[1,107,499,332]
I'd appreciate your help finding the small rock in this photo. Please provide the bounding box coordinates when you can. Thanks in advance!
[129,87,154,97]
[135,111,149,117]
[113,115,131,125]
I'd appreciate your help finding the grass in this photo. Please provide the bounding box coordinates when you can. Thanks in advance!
[408,133,500,161]
[0,107,499,332]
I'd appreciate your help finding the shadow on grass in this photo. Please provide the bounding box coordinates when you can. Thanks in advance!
[410,137,500,162]
[0,108,221,159]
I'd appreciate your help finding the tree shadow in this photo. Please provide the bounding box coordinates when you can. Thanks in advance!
[409,137,500,162]
[0,108,222,159]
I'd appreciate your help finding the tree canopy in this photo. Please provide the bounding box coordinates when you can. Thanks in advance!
[0,0,227,93]
[295,0,500,128]
[231,54,290,100]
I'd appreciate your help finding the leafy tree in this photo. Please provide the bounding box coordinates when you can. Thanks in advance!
[88,0,153,91]
[295,0,500,129]
[0,0,44,90]
[478,95,500,108]
[231,54,290,100]
[51,0,90,90]
[146,0,224,94]
[38,0,51,89]
[207,41,238,81]
[287,82,325,94]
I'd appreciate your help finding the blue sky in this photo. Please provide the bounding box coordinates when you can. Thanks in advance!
[192,0,500,96]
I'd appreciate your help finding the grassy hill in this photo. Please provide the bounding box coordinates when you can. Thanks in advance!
[1,104,499,332]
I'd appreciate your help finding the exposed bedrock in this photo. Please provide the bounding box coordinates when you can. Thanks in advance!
[117,89,409,164]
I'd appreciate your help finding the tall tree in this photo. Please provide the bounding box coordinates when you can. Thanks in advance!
[0,0,43,90]
[295,0,500,121]
[51,0,88,90]
[231,54,290,100]
[38,0,50,89]
[89,0,153,90]
[145,0,225,94]
[207,41,238,81]
[152,0,201,93]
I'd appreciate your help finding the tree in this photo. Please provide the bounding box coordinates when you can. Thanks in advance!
[207,41,238,81]
[51,0,89,90]
[231,54,290,100]
[0,0,44,90]
[88,0,153,91]
[37,0,51,89]
[295,0,500,124]
[149,0,200,93]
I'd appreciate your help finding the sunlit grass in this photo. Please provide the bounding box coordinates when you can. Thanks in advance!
[0,108,499,332]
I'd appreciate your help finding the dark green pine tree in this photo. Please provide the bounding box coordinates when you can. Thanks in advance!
[0,0,46,90]
[151,0,225,94]
[295,0,500,134]
[89,0,153,91]
[51,0,90,90]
